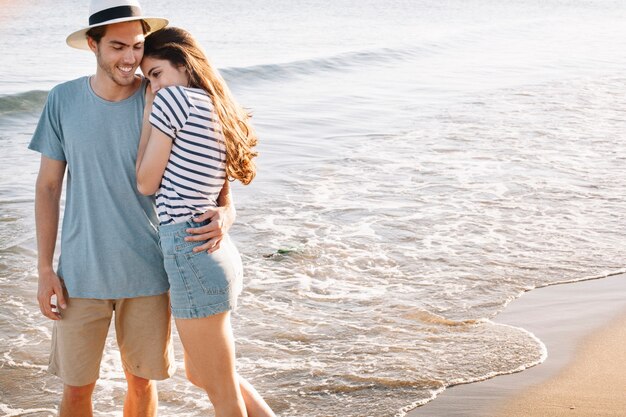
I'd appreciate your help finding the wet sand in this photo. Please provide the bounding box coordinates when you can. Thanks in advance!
[493,310,626,416]
[408,272,626,417]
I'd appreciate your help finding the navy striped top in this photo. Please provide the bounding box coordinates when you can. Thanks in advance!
[149,86,226,225]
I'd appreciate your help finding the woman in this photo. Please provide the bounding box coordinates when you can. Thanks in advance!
[136,27,274,417]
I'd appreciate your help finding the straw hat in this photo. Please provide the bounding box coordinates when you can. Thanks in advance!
[66,0,168,50]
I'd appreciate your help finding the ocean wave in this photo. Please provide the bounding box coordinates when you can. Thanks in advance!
[401,309,482,327]
[0,90,48,115]
[536,268,626,288]
[395,320,547,417]
[0,46,421,116]
[220,46,423,85]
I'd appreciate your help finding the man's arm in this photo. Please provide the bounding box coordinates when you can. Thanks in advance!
[185,180,236,253]
[35,156,67,320]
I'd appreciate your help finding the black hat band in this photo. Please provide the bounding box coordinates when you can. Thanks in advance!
[89,5,142,26]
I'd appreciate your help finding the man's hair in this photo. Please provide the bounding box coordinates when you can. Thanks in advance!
[86,20,151,44]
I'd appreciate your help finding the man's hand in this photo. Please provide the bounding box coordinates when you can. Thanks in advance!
[185,206,234,253]
[37,269,67,320]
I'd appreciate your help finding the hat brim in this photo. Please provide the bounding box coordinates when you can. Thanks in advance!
[66,17,169,50]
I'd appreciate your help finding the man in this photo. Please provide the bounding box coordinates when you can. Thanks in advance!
[29,1,234,416]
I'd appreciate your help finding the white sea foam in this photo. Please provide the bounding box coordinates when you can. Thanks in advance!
[0,404,56,417]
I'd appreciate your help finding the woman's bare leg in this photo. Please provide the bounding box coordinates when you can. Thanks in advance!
[238,375,276,417]
[177,312,276,417]
[175,312,247,417]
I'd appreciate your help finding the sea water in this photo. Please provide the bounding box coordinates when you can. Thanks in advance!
[1,1,625,416]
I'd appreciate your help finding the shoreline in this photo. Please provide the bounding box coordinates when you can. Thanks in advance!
[408,272,626,417]
[493,310,626,416]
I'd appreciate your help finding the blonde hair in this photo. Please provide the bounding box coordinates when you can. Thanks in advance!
[144,27,257,184]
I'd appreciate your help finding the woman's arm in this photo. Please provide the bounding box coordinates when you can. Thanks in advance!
[136,88,154,174]
[217,180,236,230]
[136,90,173,195]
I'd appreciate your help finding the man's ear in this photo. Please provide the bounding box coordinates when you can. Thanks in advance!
[87,36,98,53]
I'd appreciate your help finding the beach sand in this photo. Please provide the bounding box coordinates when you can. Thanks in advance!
[493,310,626,416]
[408,272,626,417]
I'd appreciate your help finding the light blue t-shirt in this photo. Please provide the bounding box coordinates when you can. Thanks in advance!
[29,76,169,299]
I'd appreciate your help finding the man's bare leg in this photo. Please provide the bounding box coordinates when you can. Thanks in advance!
[123,370,157,417]
[60,382,96,417]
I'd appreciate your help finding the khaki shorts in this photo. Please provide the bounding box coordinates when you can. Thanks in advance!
[48,293,176,387]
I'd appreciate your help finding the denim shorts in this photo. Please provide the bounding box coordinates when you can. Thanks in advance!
[158,219,243,319]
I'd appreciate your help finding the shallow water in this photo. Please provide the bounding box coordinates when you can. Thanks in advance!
[1,1,625,416]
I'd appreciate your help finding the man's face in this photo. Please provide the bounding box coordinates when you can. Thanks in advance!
[88,21,145,87]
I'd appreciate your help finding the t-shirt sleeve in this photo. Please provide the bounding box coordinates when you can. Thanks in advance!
[28,88,66,161]
[149,87,191,140]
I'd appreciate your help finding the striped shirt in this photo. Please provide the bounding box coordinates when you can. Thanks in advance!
[149,86,226,225]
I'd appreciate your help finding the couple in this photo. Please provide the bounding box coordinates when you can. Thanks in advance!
[29,1,275,416]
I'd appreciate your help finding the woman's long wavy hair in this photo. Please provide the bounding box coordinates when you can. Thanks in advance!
[144,27,257,184]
